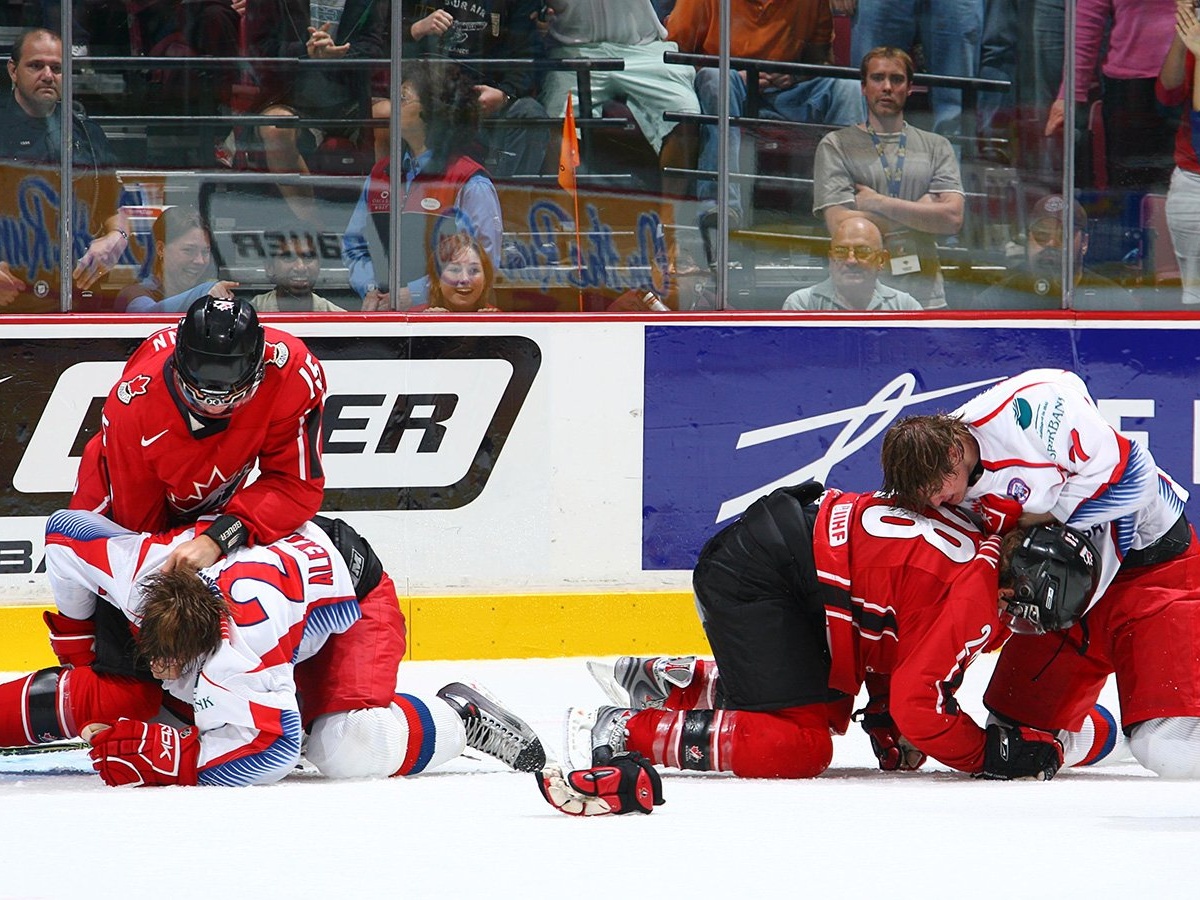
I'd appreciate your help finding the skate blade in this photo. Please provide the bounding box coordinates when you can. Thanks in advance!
[563,706,599,771]
[586,660,631,707]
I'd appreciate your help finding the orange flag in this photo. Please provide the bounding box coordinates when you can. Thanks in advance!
[558,97,580,194]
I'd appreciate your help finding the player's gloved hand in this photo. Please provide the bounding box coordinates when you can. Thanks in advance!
[43,610,96,667]
[855,699,927,771]
[976,493,1023,535]
[86,718,200,787]
[980,723,1063,781]
[536,750,664,815]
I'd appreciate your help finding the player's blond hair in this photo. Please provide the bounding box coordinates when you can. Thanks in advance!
[136,567,227,670]
[880,413,972,512]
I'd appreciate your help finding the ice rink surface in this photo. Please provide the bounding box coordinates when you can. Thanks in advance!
[2,654,1198,900]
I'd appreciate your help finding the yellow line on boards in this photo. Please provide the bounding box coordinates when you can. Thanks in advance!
[0,591,710,669]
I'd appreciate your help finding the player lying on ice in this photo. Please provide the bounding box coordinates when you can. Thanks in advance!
[561,482,1127,784]
[0,509,548,787]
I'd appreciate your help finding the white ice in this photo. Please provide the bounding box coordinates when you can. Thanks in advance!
[1,654,1197,900]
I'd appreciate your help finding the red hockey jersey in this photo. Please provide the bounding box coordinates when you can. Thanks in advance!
[71,325,326,546]
[813,489,1007,773]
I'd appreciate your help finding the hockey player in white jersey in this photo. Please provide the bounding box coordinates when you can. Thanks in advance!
[0,510,546,787]
[881,368,1200,778]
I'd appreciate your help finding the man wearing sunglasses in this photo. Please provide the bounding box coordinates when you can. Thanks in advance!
[973,194,1134,310]
[783,215,921,310]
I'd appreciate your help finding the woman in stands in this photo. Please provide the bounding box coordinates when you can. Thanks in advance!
[114,206,237,313]
[342,60,502,313]
[423,233,499,313]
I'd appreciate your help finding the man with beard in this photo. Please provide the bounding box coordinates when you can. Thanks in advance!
[973,195,1135,311]
[783,216,921,311]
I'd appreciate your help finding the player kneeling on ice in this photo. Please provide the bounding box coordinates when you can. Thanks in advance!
[0,510,545,786]
[568,482,1126,782]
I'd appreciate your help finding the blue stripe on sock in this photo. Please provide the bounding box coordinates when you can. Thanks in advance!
[395,693,438,774]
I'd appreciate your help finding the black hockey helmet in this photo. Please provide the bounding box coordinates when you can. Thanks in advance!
[1003,524,1101,634]
[173,295,265,416]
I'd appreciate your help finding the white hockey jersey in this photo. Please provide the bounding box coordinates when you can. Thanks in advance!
[44,510,362,786]
[956,368,1188,606]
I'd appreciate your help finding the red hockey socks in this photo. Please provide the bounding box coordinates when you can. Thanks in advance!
[626,704,833,778]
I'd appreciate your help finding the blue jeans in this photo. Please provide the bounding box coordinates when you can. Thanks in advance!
[851,0,983,137]
[694,67,861,215]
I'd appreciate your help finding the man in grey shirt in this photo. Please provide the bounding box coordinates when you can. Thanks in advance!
[784,216,922,310]
[812,47,964,309]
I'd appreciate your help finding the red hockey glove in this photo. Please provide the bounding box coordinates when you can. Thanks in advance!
[87,718,200,787]
[854,698,927,772]
[980,724,1063,781]
[43,610,96,668]
[976,493,1023,536]
[537,751,664,816]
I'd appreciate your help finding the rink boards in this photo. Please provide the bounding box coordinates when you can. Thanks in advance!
[1,312,1198,664]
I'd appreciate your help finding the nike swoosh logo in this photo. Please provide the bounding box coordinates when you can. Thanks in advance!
[140,429,169,447]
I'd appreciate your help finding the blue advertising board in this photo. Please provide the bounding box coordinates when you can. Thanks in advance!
[642,323,1200,570]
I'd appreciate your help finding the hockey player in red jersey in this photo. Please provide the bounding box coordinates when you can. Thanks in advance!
[882,368,1200,779]
[0,509,546,786]
[72,294,326,572]
[59,296,405,742]
[564,482,1119,783]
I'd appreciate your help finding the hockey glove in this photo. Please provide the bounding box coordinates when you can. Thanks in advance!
[86,718,200,787]
[537,751,664,816]
[980,723,1063,781]
[976,493,1023,536]
[43,610,96,668]
[855,697,926,772]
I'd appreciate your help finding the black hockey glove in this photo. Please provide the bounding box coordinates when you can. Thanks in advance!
[854,698,927,771]
[980,723,1063,781]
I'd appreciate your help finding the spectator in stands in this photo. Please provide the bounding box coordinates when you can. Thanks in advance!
[969,195,1134,310]
[342,60,502,312]
[403,0,552,179]
[1044,0,1176,194]
[0,27,130,313]
[423,232,499,312]
[240,0,391,222]
[251,229,347,312]
[538,0,700,201]
[666,0,861,260]
[783,216,922,311]
[1158,1,1200,306]
[813,47,964,309]
[114,206,236,313]
[848,0,982,139]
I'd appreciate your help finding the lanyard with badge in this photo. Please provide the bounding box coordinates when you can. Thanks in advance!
[867,125,921,277]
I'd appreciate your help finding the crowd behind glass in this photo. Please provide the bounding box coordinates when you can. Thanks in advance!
[1,0,1194,314]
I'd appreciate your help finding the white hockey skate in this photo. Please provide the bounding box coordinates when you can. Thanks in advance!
[586,655,697,709]
[564,705,634,770]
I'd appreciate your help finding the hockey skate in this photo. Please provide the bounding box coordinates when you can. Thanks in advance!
[565,705,635,770]
[436,682,547,772]
[586,656,697,709]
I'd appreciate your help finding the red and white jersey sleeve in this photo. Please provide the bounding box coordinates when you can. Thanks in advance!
[43,511,360,786]
[956,368,1187,598]
[814,492,1006,773]
[71,326,326,546]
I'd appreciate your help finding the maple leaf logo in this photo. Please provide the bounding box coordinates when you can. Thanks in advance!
[116,374,152,405]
